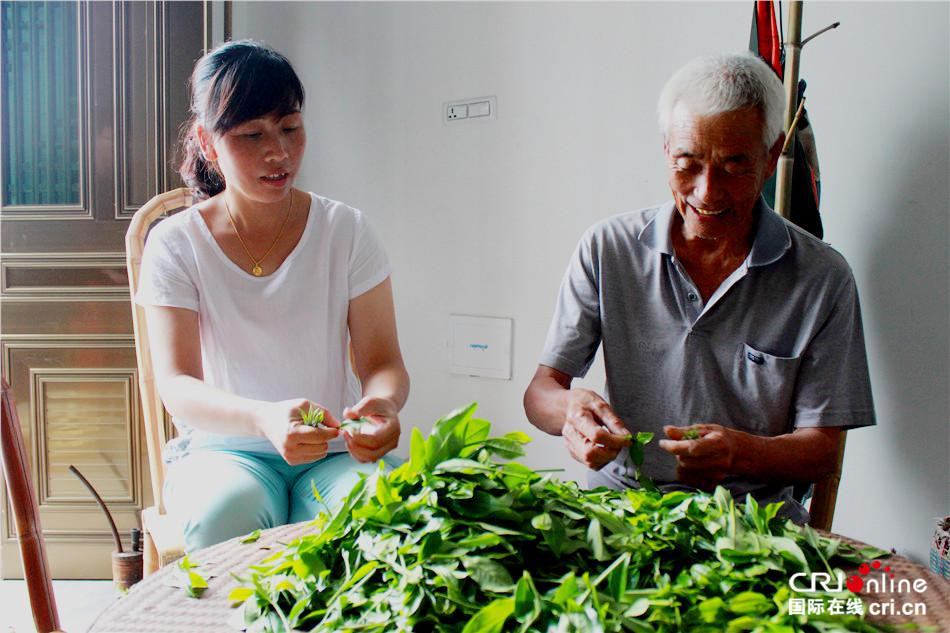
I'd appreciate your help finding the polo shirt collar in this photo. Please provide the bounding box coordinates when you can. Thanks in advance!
[638,197,791,267]
[637,200,677,256]
[748,198,792,267]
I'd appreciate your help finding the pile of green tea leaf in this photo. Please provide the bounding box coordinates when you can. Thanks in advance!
[230,404,887,632]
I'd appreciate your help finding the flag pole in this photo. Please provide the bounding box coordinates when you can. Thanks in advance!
[774,0,803,218]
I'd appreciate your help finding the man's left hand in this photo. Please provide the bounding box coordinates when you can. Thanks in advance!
[658,424,740,490]
[341,396,401,463]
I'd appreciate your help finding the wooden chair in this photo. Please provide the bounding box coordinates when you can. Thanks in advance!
[126,188,195,575]
[1,376,62,633]
[806,431,847,531]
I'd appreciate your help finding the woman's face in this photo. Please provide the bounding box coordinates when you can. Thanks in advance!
[200,110,306,204]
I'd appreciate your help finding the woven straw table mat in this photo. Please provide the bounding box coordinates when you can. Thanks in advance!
[832,533,949,630]
[87,524,949,632]
[88,521,311,633]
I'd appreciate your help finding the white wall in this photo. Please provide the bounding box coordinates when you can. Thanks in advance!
[234,2,949,564]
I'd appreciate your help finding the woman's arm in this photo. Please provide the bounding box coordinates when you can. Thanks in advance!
[342,278,410,462]
[145,304,339,464]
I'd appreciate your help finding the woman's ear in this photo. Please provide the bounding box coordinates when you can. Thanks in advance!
[195,124,217,163]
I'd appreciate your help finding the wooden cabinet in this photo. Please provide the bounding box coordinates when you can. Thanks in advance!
[1,0,208,579]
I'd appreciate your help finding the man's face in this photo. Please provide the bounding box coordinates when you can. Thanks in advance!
[664,102,782,244]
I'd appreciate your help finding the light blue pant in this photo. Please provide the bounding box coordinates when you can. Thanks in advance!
[163,450,396,551]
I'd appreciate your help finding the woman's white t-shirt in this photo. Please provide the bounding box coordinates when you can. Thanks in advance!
[135,193,390,458]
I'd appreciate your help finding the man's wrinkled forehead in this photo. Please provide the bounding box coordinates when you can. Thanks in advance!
[663,101,767,146]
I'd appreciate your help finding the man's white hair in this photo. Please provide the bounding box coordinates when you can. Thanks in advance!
[657,52,786,148]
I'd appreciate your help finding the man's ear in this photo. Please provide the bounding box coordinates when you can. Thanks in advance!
[195,124,217,163]
[766,133,784,175]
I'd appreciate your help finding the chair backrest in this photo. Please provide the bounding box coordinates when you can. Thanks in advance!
[807,431,847,531]
[1,376,61,633]
[126,188,195,513]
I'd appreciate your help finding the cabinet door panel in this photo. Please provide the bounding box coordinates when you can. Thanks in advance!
[0,0,207,579]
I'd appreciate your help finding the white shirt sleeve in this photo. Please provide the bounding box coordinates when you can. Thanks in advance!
[135,220,199,311]
[347,210,391,299]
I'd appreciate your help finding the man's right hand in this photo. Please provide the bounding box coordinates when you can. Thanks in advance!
[258,398,341,466]
[562,389,631,470]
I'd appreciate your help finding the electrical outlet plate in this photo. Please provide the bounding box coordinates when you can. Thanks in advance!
[444,96,497,124]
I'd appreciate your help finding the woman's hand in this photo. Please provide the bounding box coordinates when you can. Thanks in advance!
[258,398,340,466]
[340,396,400,463]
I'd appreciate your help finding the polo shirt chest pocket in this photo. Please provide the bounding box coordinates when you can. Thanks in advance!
[733,343,803,433]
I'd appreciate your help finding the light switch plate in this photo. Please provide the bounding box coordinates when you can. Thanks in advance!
[444,96,497,124]
[449,314,512,379]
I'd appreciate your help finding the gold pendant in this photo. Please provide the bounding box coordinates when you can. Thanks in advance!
[252,265,263,276]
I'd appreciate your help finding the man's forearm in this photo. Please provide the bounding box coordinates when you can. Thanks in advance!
[731,427,842,484]
[523,370,571,436]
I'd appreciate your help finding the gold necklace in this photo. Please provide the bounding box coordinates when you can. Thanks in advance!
[224,192,293,276]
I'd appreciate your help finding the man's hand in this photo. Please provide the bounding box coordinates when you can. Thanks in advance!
[562,389,631,470]
[660,424,844,490]
[341,396,400,463]
[658,424,740,490]
[259,399,341,466]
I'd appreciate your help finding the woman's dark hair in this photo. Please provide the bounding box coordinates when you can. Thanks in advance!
[178,40,305,198]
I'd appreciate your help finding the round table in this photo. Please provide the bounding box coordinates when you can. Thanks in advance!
[88,522,312,633]
[88,524,950,632]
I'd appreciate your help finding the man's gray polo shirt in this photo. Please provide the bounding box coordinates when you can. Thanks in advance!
[539,199,875,521]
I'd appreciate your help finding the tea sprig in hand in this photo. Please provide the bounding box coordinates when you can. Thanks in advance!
[300,405,372,433]
[300,404,325,427]
[300,404,372,434]
[340,417,375,434]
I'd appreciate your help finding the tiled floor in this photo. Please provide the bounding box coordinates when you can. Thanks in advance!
[1,580,117,633]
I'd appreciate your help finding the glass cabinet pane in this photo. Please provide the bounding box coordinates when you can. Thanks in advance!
[1,1,81,206]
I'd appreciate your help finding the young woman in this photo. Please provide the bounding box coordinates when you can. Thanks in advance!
[136,40,409,550]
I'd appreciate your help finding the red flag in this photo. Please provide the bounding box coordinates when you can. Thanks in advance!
[749,1,824,238]
[751,1,783,78]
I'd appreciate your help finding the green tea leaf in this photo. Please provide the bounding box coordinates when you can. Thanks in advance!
[175,555,208,599]
[230,404,891,633]
[502,431,532,444]
[513,571,541,625]
[227,586,254,604]
[462,556,514,592]
[728,591,770,615]
[240,529,262,544]
[607,552,630,600]
[185,570,207,598]
[461,597,515,633]
[481,438,526,459]
[551,573,579,606]
[698,596,726,623]
[300,404,324,427]
[587,517,607,561]
[769,536,809,569]
[409,426,427,472]
[530,512,552,531]
[624,596,650,618]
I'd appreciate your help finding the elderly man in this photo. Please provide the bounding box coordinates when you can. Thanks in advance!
[523,53,875,523]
